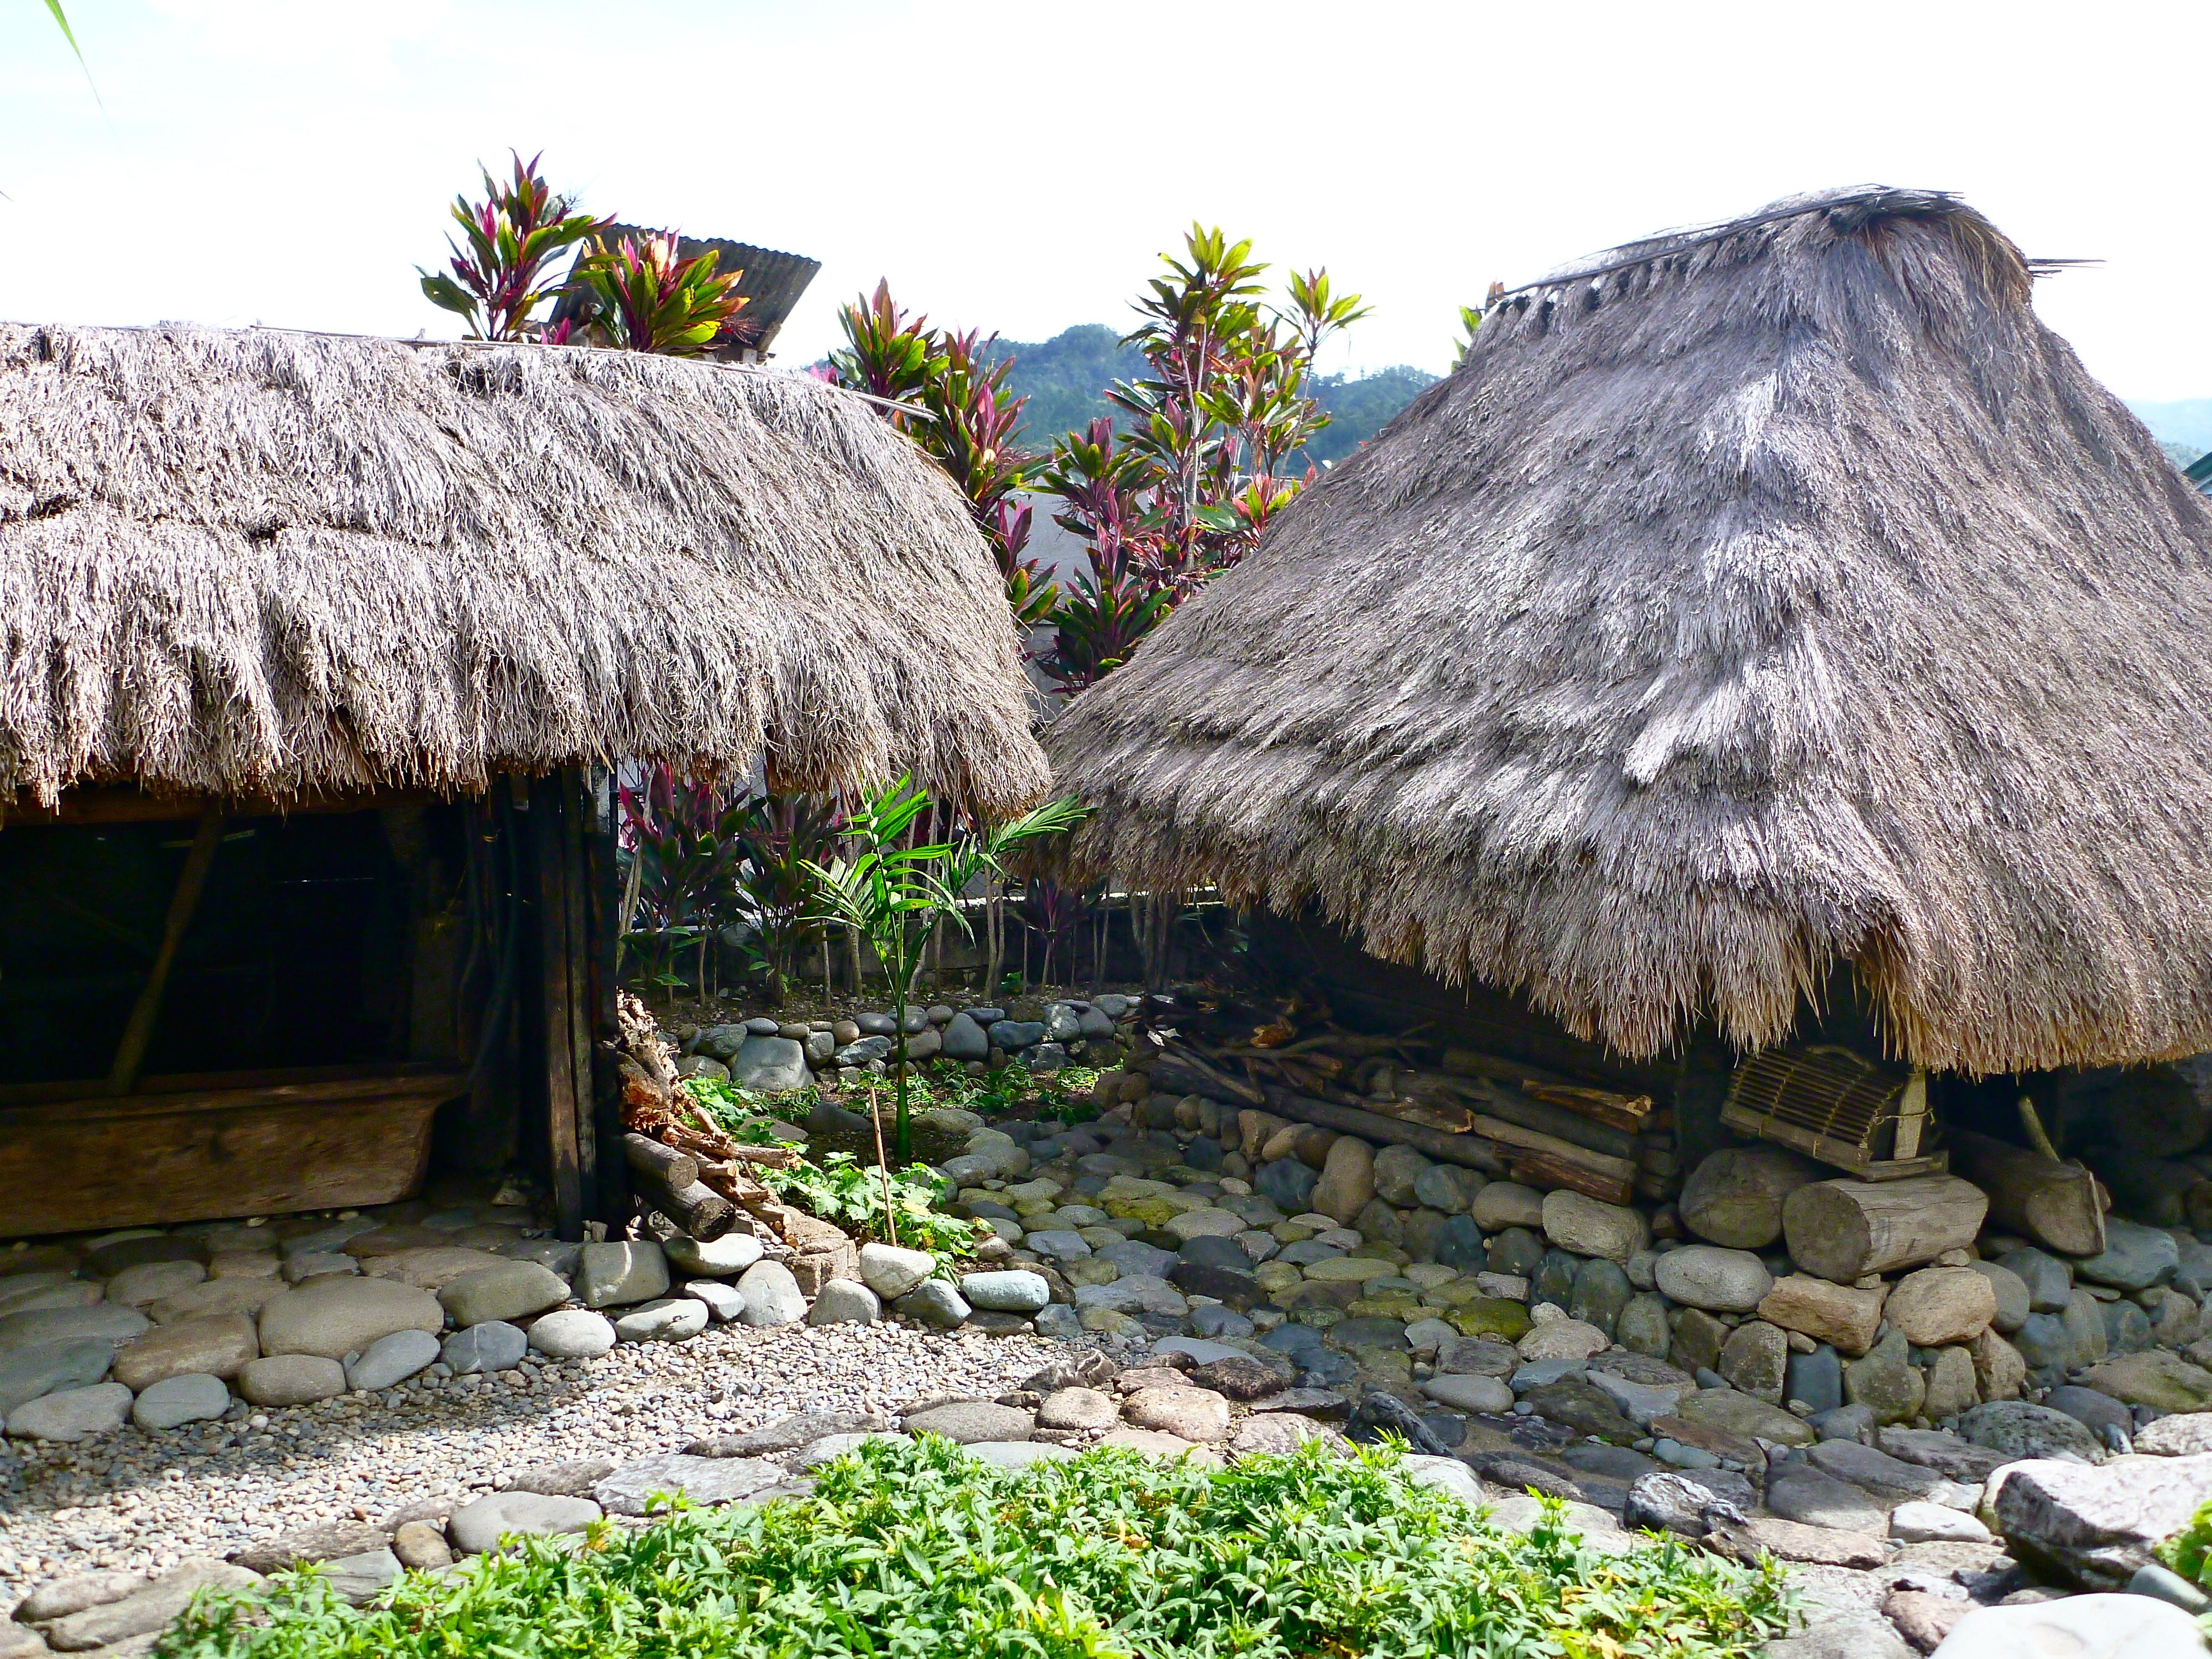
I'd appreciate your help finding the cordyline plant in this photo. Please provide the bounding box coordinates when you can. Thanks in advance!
[731,792,845,1006]
[805,778,1086,1161]
[830,283,1056,632]
[1036,226,1369,692]
[617,766,754,1003]
[418,152,609,341]
[572,231,749,356]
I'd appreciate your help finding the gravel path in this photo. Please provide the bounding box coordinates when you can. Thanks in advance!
[0,1318,1060,1601]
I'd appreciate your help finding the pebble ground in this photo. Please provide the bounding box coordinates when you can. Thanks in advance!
[0,1318,1058,1602]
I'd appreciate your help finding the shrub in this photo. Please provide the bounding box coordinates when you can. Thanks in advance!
[159,1438,1787,1659]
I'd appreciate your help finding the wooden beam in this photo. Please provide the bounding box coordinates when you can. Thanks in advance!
[106,811,225,1095]
[6,785,439,828]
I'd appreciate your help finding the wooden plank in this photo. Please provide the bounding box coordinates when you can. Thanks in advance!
[0,1071,467,1130]
[535,775,585,1240]
[0,1070,462,1238]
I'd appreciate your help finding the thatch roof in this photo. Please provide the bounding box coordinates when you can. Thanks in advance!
[0,324,1048,816]
[1043,186,2212,1075]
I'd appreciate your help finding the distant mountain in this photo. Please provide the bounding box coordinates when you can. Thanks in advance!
[984,325,1438,465]
[2127,398,2212,460]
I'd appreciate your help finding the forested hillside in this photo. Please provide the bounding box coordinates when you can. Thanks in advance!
[983,325,1438,465]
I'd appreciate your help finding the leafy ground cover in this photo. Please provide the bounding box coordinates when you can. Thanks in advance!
[159,1438,1788,1659]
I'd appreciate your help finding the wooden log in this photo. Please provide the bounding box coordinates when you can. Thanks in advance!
[1470,1084,1637,1160]
[1465,1115,1638,1183]
[1781,1175,1989,1284]
[1520,1082,1653,1133]
[1259,1085,1506,1176]
[624,1131,699,1194]
[1507,1147,1635,1206]
[1948,1129,2107,1257]
[630,1160,736,1241]
[1152,1052,1264,1107]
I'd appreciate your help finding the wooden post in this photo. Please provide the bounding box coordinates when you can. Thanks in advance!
[560,769,598,1207]
[534,776,585,1241]
[107,809,225,1096]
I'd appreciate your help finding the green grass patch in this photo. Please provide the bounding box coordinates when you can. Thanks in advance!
[159,1438,1788,1659]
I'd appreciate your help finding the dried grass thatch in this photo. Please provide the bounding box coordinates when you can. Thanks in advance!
[0,324,1048,816]
[1044,187,2212,1074]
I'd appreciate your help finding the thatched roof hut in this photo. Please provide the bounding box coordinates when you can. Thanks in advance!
[0,323,1046,813]
[1044,186,2212,1077]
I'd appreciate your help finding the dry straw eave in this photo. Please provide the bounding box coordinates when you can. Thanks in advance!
[0,324,1050,819]
[1043,186,2212,1076]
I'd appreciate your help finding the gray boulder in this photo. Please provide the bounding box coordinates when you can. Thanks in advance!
[2073,1221,2179,1292]
[1960,1399,2106,1463]
[257,1276,441,1360]
[439,1260,569,1327]
[806,1280,882,1326]
[992,1020,1044,1051]
[903,1400,1034,1443]
[665,1233,764,1278]
[6,1380,132,1442]
[447,1490,602,1554]
[132,1371,232,1431]
[345,1328,441,1391]
[732,1035,810,1093]
[894,1280,971,1329]
[592,1453,784,1516]
[11,1567,149,1623]
[0,1302,148,1354]
[735,1261,807,1327]
[858,1242,936,1300]
[443,1321,527,1374]
[526,1308,617,1359]
[236,1353,346,1406]
[960,1270,1049,1313]
[614,1297,710,1343]
[941,1012,990,1062]
[574,1241,669,1309]
[1622,1470,1750,1535]
[1927,1594,2206,1659]
[1992,1452,2212,1589]
[41,1561,262,1651]
[0,1337,113,1415]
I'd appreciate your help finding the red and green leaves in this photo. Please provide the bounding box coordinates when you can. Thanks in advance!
[417,152,609,342]
[571,232,749,357]
[1034,225,1368,693]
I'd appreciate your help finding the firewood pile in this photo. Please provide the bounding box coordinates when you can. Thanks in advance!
[612,990,808,1248]
[1139,988,1679,1208]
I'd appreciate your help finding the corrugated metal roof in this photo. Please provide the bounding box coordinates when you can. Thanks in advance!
[547,229,821,356]
[2188,450,2212,497]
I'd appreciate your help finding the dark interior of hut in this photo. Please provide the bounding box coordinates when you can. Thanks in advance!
[0,786,622,1241]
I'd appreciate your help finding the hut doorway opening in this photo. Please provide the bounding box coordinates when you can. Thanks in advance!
[0,775,618,1244]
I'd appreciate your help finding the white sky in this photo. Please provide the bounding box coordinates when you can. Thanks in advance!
[0,0,2205,398]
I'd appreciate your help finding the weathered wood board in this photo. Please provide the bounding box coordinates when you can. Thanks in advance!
[0,1069,462,1237]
